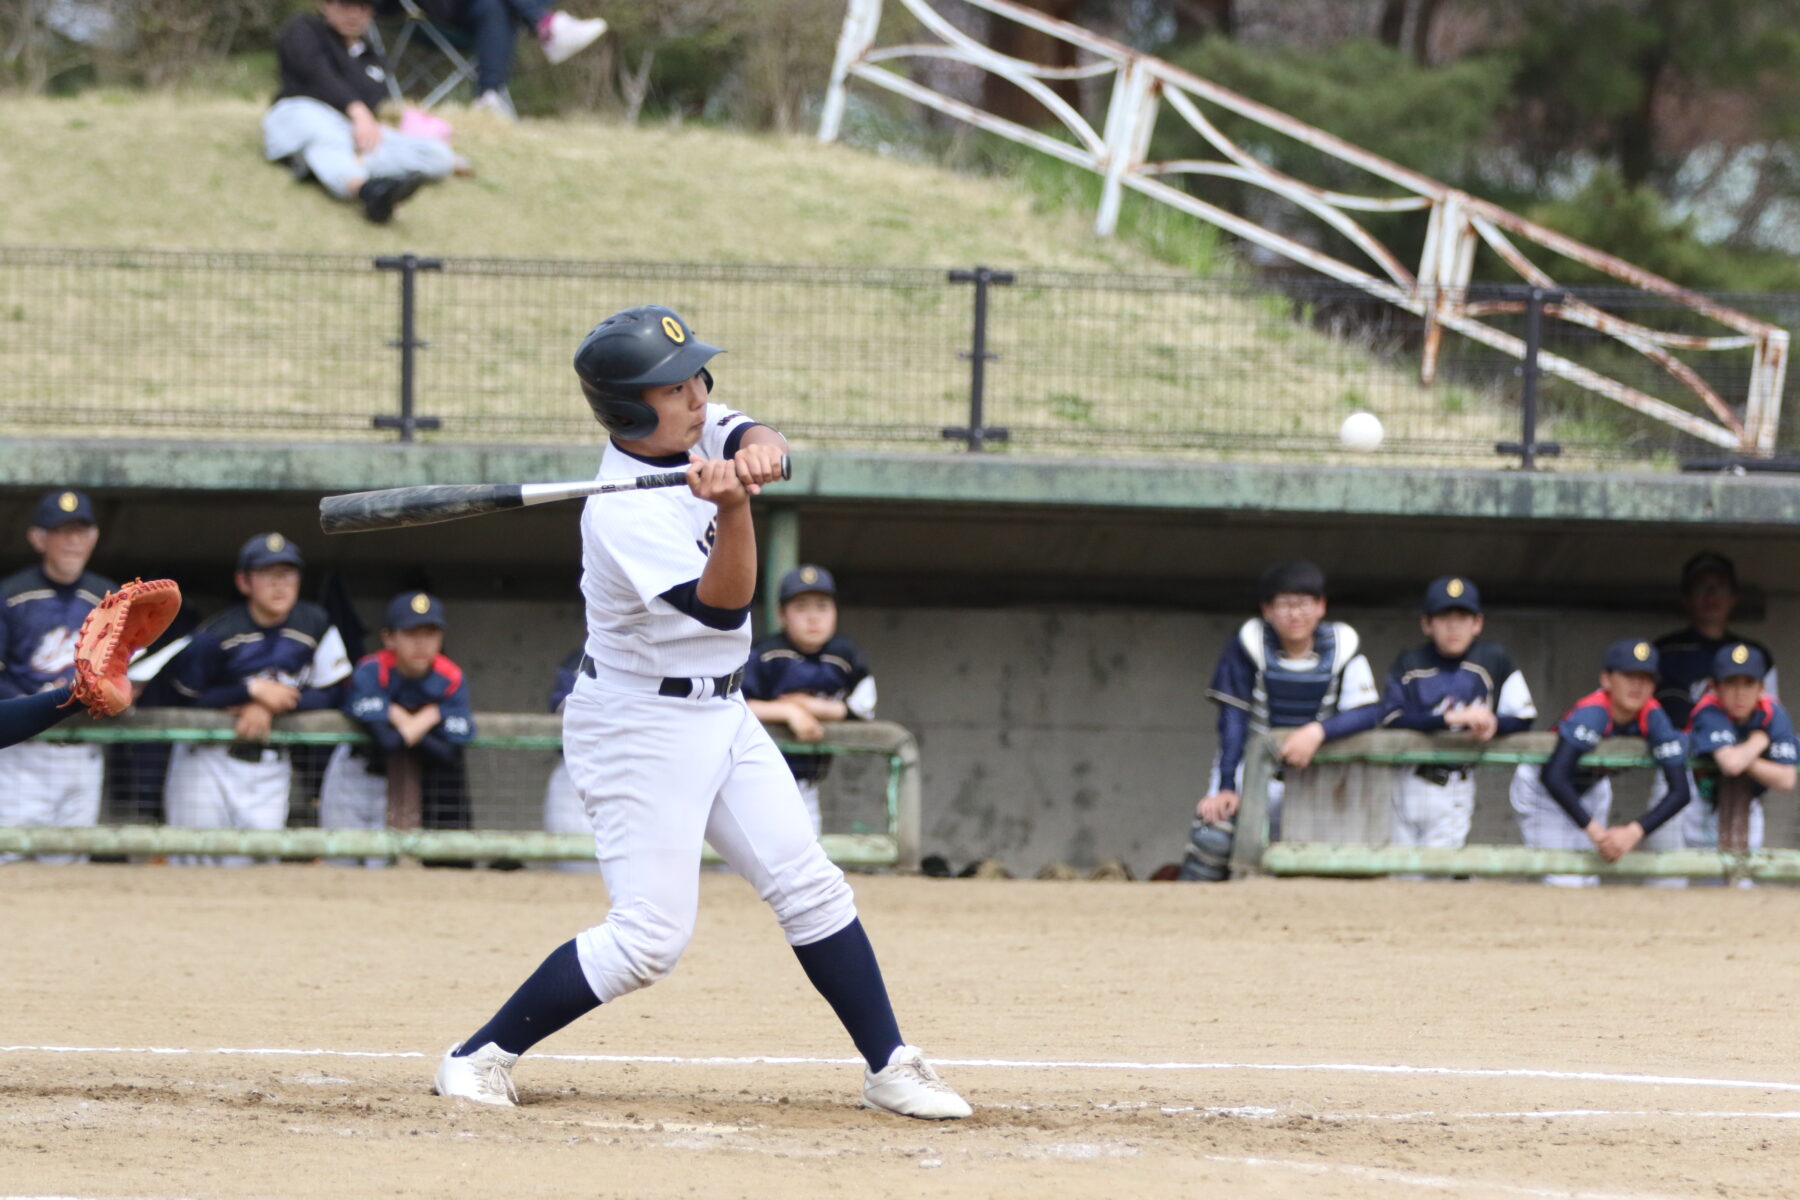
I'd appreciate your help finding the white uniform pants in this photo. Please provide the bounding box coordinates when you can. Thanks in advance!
[1390,768,1476,849]
[797,778,822,839]
[261,97,457,199]
[563,675,857,1004]
[1511,764,1612,887]
[0,741,105,865]
[1206,756,1285,840]
[542,757,600,873]
[164,743,290,867]
[318,742,392,868]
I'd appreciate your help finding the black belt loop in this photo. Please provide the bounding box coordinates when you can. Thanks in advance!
[579,654,597,679]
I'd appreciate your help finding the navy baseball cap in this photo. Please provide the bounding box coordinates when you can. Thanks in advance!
[1601,638,1659,675]
[237,531,304,572]
[1423,575,1481,615]
[1713,641,1769,681]
[384,590,447,631]
[1682,551,1737,591]
[778,564,837,603]
[30,489,96,530]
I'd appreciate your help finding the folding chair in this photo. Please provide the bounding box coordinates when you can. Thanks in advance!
[369,0,515,115]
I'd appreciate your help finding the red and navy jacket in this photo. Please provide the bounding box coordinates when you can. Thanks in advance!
[344,650,474,765]
[1540,689,1688,832]
[1687,691,1798,800]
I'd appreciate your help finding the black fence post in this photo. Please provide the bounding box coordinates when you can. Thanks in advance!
[373,253,445,442]
[1496,285,1563,469]
[943,265,1013,452]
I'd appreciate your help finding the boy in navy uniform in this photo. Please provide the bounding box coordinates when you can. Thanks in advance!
[1381,576,1535,850]
[1683,642,1796,855]
[743,565,877,837]
[164,533,353,865]
[0,490,112,863]
[1654,552,1775,728]
[1182,561,1381,880]
[1509,639,1690,886]
[319,591,474,865]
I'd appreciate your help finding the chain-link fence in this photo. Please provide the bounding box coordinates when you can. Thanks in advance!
[1,246,1792,465]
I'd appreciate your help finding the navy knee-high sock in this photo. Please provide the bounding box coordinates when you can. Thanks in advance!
[0,687,78,749]
[456,939,600,1057]
[792,919,903,1072]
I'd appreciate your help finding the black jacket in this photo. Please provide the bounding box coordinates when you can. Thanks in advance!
[272,13,390,114]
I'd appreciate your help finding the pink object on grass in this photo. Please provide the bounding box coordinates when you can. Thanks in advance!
[400,107,454,143]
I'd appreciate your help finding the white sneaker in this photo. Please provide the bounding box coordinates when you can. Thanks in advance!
[470,90,517,122]
[861,1044,972,1119]
[540,12,608,65]
[433,1041,520,1106]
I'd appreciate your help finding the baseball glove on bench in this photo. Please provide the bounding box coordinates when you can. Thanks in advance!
[64,578,183,718]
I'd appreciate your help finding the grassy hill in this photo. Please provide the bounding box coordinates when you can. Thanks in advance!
[2,93,1176,269]
[0,93,1535,462]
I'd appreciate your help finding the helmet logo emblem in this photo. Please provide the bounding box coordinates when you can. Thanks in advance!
[1733,644,1749,664]
[1634,642,1650,661]
[1446,578,1464,598]
[58,492,78,512]
[661,316,686,344]
[411,593,432,615]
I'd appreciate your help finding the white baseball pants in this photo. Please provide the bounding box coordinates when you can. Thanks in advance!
[318,742,392,868]
[542,757,600,873]
[0,741,105,865]
[563,672,857,1005]
[163,743,290,867]
[1390,768,1476,849]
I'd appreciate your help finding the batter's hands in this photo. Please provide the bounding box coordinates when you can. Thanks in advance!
[1198,790,1240,822]
[731,443,786,495]
[1280,721,1327,769]
[1597,821,1645,861]
[234,701,275,742]
[686,453,750,511]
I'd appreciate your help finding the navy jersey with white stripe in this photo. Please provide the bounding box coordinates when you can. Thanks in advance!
[1380,640,1536,734]
[0,565,115,699]
[170,600,352,710]
[744,632,876,782]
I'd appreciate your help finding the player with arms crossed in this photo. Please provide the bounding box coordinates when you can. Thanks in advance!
[1683,642,1796,857]
[1509,639,1690,886]
[434,305,970,1119]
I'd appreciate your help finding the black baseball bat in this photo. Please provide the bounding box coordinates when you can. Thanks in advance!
[319,455,791,535]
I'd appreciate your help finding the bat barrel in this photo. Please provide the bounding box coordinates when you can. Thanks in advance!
[319,484,523,534]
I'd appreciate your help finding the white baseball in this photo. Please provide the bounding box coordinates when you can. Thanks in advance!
[1340,411,1384,451]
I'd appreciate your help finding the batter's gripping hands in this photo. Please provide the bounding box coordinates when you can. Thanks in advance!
[63,578,182,718]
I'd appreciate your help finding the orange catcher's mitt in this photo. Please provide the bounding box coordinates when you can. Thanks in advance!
[64,578,182,718]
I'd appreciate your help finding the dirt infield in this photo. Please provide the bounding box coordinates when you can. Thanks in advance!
[4,865,1797,1199]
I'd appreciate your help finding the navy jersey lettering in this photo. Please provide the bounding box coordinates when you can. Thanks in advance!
[344,649,474,765]
[0,565,114,699]
[1687,691,1798,801]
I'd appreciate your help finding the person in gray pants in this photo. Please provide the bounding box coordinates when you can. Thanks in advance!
[263,0,457,223]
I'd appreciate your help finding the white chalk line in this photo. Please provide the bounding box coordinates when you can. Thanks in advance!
[4,1045,1799,1095]
[1205,1155,1686,1200]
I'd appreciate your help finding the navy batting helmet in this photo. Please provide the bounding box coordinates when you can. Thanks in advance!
[572,305,724,439]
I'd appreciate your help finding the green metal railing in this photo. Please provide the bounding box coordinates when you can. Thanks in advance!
[1,709,921,869]
[1236,729,1800,883]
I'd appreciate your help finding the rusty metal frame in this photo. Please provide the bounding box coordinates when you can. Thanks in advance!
[819,0,1791,455]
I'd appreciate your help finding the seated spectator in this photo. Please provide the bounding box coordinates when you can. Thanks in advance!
[393,1,608,119]
[164,533,353,866]
[0,490,111,865]
[541,647,598,872]
[319,591,474,866]
[1508,639,1690,887]
[1654,552,1776,729]
[264,0,459,223]
[743,566,877,838]
[1381,576,1535,853]
[1683,642,1797,857]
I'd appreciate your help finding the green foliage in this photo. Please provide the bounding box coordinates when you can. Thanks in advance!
[1524,168,1800,290]
[1163,37,1512,187]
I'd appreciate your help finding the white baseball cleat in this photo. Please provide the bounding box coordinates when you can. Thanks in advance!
[540,13,608,65]
[433,1041,520,1106]
[861,1044,972,1119]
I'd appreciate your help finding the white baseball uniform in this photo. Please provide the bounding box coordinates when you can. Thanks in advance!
[564,405,857,1005]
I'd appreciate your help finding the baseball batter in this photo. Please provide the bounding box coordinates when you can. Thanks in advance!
[0,490,112,864]
[1509,638,1690,886]
[434,305,969,1119]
